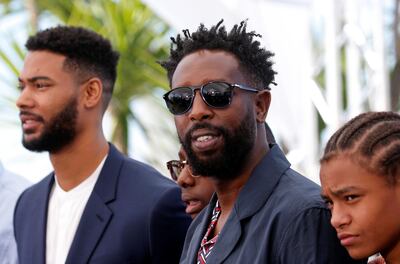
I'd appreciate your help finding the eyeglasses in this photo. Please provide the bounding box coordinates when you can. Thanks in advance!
[163,81,261,115]
[166,160,188,181]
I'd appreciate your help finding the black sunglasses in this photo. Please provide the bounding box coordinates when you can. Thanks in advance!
[166,159,189,181]
[163,81,262,115]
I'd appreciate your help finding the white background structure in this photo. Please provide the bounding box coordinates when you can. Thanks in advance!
[142,0,391,182]
[0,0,393,183]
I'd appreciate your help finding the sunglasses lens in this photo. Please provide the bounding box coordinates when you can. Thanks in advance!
[164,87,193,115]
[202,82,232,108]
[171,166,181,181]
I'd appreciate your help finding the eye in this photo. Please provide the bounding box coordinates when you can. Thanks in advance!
[17,84,25,91]
[35,82,48,89]
[344,195,359,202]
[323,198,333,210]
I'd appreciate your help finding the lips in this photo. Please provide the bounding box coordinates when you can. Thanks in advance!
[181,193,204,217]
[337,233,359,247]
[190,128,222,153]
[19,112,44,133]
[185,200,203,216]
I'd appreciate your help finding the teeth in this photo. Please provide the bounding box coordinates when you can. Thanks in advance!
[197,135,213,142]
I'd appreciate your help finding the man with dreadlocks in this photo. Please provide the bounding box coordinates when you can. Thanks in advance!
[161,20,364,263]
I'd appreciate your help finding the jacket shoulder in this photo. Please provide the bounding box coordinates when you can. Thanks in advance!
[15,174,52,212]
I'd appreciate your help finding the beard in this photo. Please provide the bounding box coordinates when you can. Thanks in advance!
[180,108,256,181]
[22,96,78,153]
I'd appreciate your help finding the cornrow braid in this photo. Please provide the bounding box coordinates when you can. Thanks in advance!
[321,111,400,184]
[160,19,276,90]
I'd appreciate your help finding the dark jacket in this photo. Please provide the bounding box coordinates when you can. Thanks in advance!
[14,144,191,264]
[180,145,366,264]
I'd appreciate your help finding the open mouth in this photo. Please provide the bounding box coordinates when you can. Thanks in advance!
[20,114,43,133]
[191,128,223,153]
[185,199,203,215]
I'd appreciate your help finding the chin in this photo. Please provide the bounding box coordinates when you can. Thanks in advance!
[190,212,200,219]
[347,248,371,260]
[23,133,40,142]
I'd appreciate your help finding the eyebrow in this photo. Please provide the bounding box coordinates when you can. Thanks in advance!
[325,186,361,198]
[320,193,330,201]
[18,76,53,83]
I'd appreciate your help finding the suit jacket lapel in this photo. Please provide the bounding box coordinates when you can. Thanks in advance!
[65,144,122,263]
[193,145,290,263]
[30,175,54,263]
[184,198,215,264]
[206,211,241,264]
[65,193,113,264]
[235,145,290,219]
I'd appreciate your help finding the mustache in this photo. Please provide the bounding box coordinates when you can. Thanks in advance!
[19,110,44,122]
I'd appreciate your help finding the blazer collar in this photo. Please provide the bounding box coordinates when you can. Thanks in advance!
[91,143,123,203]
[235,144,290,219]
[185,195,215,263]
[186,145,291,263]
[65,143,122,263]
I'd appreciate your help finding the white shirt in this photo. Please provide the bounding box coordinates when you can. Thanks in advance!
[46,156,107,264]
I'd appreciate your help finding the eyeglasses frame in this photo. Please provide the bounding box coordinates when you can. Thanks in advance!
[166,159,188,181]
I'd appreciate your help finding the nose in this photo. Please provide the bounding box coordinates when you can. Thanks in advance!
[16,86,35,110]
[177,166,196,188]
[188,90,214,121]
[330,205,351,230]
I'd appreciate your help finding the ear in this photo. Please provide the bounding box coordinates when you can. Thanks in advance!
[82,78,103,109]
[255,90,271,123]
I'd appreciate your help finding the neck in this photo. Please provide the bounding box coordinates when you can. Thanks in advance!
[49,128,109,191]
[384,244,400,264]
[213,140,269,233]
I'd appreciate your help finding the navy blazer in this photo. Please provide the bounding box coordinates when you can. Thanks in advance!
[14,144,191,264]
[180,145,366,264]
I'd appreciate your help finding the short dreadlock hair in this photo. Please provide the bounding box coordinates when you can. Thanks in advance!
[321,111,400,184]
[160,20,276,90]
[25,25,120,109]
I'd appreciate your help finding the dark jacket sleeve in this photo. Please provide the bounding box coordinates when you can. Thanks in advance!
[149,186,191,264]
[276,207,367,264]
[13,188,27,249]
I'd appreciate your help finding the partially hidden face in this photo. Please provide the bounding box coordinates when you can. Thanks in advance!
[320,155,400,260]
[171,49,258,181]
[176,148,214,219]
[17,51,80,153]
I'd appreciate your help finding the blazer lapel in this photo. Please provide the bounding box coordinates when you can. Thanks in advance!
[65,193,113,264]
[65,144,122,264]
[195,145,290,263]
[29,175,54,263]
[206,211,242,264]
[184,198,215,264]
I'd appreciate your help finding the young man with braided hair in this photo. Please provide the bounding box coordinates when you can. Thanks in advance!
[161,20,364,263]
[320,111,400,264]
[14,25,190,264]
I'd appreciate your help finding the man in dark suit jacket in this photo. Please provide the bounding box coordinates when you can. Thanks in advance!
[14,25,190,264]
[160,20,367,263]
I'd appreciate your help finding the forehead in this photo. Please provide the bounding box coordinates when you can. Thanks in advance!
[20,51,67,79]
[320,156,388,194]
[171,49,247,87]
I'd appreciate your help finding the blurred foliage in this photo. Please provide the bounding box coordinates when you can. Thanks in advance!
[0,0,172,154]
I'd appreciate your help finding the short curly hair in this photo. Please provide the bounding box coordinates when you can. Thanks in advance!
[160,20,276,90]
[25,25,119,109]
